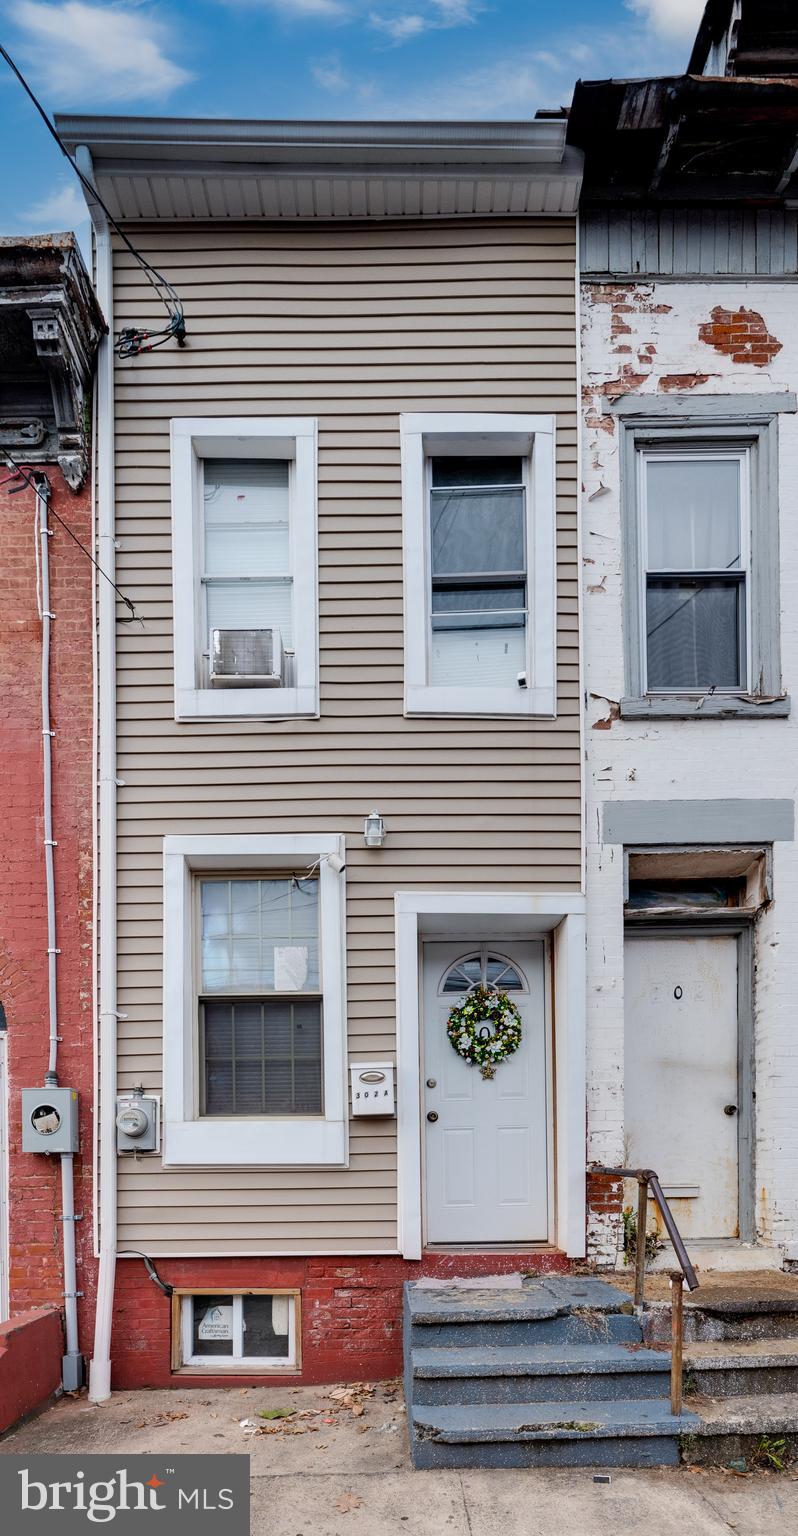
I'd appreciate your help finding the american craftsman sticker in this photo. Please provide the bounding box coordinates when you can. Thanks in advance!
[198,1303,233,1340]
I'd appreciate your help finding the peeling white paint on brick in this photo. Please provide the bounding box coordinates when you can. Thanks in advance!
[581,278,798,1265]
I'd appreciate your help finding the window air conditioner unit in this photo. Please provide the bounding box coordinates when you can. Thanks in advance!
[210,627,285,688]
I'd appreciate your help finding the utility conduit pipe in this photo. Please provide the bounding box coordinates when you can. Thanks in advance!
[36,474,83,1390]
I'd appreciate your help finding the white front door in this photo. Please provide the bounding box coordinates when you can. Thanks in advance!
[422,941,549,1245]
[625,933,740,1240]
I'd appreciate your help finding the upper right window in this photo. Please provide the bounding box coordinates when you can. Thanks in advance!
[639,449,749,694]
[400,413,557,717]
[615,397,794,720]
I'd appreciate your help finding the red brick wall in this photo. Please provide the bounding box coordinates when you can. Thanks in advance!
[111,1249,571,1389]
[0,467,96,1348]
[0,1306,63,1431]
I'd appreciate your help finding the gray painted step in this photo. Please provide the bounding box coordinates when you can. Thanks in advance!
[412,1342,671,1404]
[406,1278,641,1349]
[409,1398,697,1470]
[406,1276,633,1325]
[410,1314,643,1348]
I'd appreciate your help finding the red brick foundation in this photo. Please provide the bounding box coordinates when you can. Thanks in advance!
[111,1249,571,1389]
[0,468,96,1347]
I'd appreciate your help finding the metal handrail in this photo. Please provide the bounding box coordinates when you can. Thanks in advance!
[599,1166,700,1416]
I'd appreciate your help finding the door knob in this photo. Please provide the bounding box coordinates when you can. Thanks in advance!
[427,1110,439,1123]
[723,1104,738,1116]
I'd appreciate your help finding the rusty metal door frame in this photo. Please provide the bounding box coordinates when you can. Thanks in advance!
[623,917,756,1245]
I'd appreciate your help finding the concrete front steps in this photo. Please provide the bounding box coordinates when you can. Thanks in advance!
[639,1271,798,1465]
[404,1276,696,1468]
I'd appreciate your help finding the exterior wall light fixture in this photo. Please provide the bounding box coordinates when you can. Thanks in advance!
[363,810,386,848]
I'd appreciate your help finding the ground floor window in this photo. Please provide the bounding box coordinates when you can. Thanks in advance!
[174,1290,300,1371]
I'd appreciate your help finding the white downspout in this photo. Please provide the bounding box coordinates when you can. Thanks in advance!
[78,146,118,1404]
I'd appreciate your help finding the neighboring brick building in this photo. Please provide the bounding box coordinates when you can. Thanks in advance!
[0,236,103,1366]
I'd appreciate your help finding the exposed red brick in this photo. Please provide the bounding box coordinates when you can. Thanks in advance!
[590,696,620,730]
[0,469,96,1353]
[698,305,782,367]
[658,373,714,392]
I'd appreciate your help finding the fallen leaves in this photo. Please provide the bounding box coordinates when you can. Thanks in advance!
[335,1492,362,1514]
[136,1410,189,1429]
[328,1382,375,1417]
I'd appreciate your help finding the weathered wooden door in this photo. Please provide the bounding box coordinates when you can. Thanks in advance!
[625,933,740,1240]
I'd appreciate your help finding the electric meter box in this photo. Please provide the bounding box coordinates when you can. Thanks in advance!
[116,1092,160,1152]
[350,1062,395,1117]
[21,1087,79,1153]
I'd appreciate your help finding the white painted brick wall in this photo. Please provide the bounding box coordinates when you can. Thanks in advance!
[581,279,798,1263]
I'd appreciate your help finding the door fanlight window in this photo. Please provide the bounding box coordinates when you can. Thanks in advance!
[441,949,526,994]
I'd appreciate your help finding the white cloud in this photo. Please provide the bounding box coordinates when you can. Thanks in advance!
[369,12,426,41]
[369,0,480,44]
[222,0,349,13]
[311,53,350,91]
[6,179,91,260]
[13,1,193,104]
[625,0,705,44]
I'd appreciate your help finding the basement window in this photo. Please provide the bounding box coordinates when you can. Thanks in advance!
[175,1291,299,1371]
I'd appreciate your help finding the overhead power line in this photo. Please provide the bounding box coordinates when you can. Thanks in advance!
[0,42,187,358]
[3,453,141,624]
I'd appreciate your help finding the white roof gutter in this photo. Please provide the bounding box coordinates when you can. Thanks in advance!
[57,115,582,223]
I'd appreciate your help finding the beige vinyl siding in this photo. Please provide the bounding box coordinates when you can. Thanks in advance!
[111,218,580,1255]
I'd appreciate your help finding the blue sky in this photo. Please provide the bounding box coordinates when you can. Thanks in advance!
[1,0,705,251]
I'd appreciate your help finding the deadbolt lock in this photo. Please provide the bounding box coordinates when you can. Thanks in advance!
[724,1104,738,1116]
[427,1110,439,1123]
[426,1078,436,1089]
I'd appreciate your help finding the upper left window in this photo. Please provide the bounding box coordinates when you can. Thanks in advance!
[171,418,318,721]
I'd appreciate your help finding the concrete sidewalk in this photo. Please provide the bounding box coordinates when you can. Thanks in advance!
[2,1380,796,1535]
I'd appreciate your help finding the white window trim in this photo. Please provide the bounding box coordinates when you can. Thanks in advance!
[163,834,347,1167]
[180,1293,298,1370]
[400,412,557,717]
[170,417,319,721]
[637,445,752,696]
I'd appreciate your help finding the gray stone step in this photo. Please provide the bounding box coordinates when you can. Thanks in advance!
[411,1341,671,1404]
[684,1339,798,1397]
[409,1397,697,1470]
[681,1390,798,1467]
[643,1295,798,1345]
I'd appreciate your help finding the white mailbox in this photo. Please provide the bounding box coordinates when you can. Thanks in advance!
[350,1062,395,1117]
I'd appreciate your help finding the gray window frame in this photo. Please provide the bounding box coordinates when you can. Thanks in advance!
[613,393,794,720]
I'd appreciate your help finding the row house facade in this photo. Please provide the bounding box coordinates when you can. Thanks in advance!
[3,0,796,1405]
[55,116,586,1393]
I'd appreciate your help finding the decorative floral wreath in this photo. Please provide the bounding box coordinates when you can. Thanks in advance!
[446,985,523,1080]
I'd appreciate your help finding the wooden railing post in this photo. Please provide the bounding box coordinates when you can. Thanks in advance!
[634,1174,648,1308]
[670,1271,684,1416]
